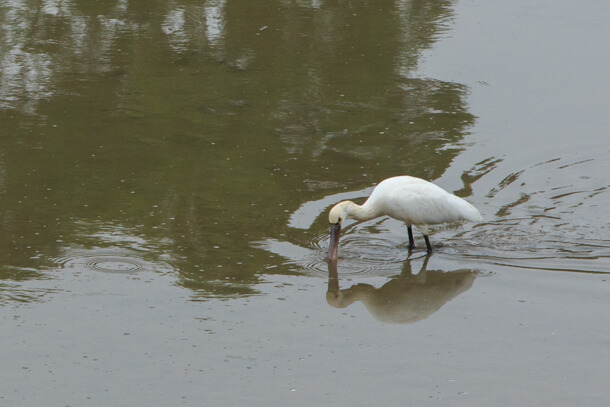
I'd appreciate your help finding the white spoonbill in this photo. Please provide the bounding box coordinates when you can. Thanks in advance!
[328,175,482,260]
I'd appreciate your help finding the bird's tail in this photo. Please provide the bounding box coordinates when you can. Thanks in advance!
[451,195,483,223]
[462,201,483,222]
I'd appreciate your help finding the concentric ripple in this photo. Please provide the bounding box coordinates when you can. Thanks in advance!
[51,254,156,274]
[255,219,415,277]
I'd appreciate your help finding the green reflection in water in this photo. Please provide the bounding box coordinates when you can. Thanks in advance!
[0,0,474,300]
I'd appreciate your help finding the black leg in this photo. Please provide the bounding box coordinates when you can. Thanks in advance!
[407,225,415,249]
[424,235,433,253]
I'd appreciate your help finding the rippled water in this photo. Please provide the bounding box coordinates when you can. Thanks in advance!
[1,0,609,405]
[259,148,609,277]
[51,253,165,274]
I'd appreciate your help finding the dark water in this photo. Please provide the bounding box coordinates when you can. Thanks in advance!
[0,0,479,295]
[1,0,609,405]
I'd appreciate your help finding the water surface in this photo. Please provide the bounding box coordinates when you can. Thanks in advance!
[1,0,609,405]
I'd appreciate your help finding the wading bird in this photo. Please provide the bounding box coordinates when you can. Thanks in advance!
[327,176,482,261]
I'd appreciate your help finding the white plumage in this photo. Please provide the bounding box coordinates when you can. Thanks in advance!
[328,176,482,260]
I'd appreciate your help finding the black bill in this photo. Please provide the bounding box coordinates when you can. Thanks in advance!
[327,222,341,261]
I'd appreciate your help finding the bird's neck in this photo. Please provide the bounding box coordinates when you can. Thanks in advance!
[347,201,378,222]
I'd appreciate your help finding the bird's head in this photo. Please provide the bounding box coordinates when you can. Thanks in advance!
[328,201,353,225]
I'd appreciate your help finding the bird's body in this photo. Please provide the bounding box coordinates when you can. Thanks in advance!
[328,176,482,260]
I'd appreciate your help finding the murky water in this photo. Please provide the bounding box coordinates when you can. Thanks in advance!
[1,0,609,405]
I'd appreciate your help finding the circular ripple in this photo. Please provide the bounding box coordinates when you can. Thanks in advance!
[296,231,409,277]
[84,257,143,272]
[52,255,147,274]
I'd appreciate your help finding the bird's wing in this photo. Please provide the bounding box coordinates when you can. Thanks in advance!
[382,184,468,225]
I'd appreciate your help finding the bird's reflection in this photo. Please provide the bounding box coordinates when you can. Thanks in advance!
[327,258,476,324]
